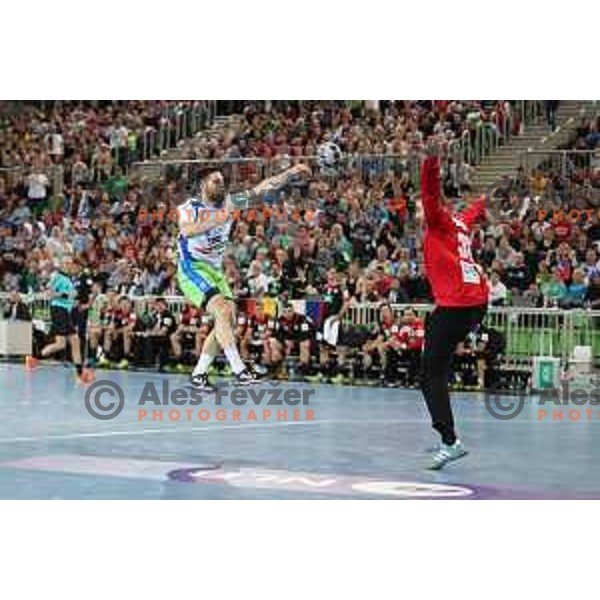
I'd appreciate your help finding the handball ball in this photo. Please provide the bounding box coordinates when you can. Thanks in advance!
[317,141,343,171]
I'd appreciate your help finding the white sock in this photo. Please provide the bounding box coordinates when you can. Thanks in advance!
[193,353,214,377]
[223,344,246,375]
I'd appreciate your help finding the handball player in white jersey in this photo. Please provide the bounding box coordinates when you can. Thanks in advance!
[178,163,310,391]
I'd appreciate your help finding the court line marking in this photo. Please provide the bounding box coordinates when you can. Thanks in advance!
[0,419,336,444]
[0,415,594,445]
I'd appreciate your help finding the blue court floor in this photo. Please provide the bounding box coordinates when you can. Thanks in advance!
[0,363,597,499]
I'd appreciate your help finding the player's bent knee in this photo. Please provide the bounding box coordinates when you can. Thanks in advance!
[206,293,225,314]
[213,302,235,328]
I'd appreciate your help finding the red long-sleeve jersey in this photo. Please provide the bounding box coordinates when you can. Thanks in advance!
[420,156,488,307]
[399,319,425,351]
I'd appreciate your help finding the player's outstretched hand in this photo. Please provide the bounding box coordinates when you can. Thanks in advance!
[290,163,312,177]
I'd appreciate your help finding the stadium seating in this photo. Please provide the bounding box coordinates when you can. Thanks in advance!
[1,100,599,383]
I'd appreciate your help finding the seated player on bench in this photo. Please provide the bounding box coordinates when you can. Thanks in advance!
[266,303,316,380]
[170,301,204,370]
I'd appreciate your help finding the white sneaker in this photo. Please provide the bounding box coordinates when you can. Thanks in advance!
[234,368,260,386]
[427,440,468,470]
[189,373,216,393]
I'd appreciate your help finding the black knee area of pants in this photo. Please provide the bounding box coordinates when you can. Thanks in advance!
[433,421,457,446]
[50,306,76,337]
[384,349,399,379]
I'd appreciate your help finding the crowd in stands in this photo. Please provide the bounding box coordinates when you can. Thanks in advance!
[572,112,600,152]
[183,100,511,161]
[0,100,598,388]
[486,111,600,310]
[0,100,526,303]
[0,101,213,177]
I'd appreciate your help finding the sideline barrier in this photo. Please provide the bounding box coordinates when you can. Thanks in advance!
[2,294,599,368]
[345,303,600,368]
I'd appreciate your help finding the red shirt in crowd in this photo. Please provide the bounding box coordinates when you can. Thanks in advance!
[420,156,488,307]
[399,318,425,351]
[375,273,394,297]
[553,219,572,242]
[381,318,401,347]
[112,307,137,328]
[180,305,201,326]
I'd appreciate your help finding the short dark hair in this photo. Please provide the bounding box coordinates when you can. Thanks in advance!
[195,166,221,181]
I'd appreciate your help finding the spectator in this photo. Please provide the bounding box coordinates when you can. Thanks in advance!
[44,225,73,260]
[504,252,532,294]
[522,239,540,280]
[585,273,600,309]
[496,236,517,266]
[480,237,498,268]
[488,271,508,306]
[561,268,588,309]
[2,290,31,321]
[8,198,32,226]
[522,283,543,308]
[541,268,568,307]
[26,167,50,213]
[582,248,600,282]
[245,260,271,298]
[552,243,575,283]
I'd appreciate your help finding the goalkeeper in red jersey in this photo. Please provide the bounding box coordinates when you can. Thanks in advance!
[417,144,489,470]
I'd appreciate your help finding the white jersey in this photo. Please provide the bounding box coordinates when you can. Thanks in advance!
[177,197,233,270]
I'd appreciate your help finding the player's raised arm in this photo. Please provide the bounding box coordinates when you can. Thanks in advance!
[226,163,311,212]
[253,163,312,196]
[420,152,447,228]
[179,164,311,237]
[458,194,486,229]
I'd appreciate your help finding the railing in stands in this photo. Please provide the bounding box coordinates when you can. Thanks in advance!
[0,164,65,198]
[519,149,600,179]
[1,101,549,198]
[128,101,548,193]
[83,102,217,182]
[129,153,423,194]
[0,103,218,192]
[344,303,600,367]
